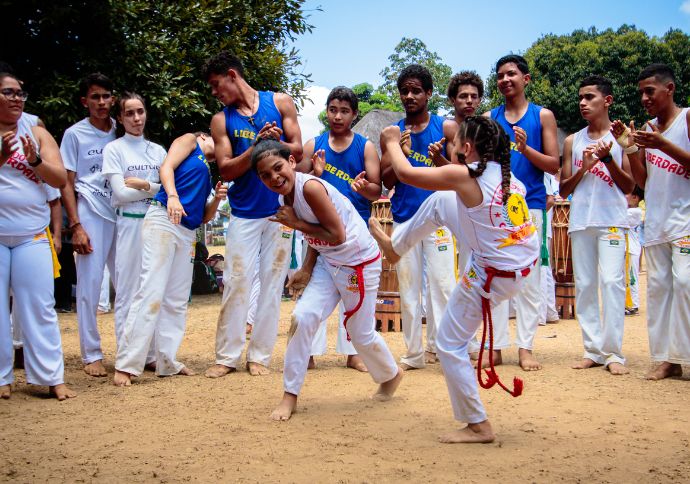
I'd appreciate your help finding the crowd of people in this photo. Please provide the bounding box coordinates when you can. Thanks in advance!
[0,52,687,444]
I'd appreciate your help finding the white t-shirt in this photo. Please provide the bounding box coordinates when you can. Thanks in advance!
[60,118,117,222]
[544,173,558,239]
[286,172,379,267]
[101,133,165,215]
[457,162,540,271]
[643,108,690,246]
[568,128,628,233]
[0,124,49,236]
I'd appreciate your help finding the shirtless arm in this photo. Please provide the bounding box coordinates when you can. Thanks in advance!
[296,138,315,173]
[29,126,67,188]
[210,111,252,181]
[275,93,303,161]
[354,140,382,201]
[380,133,399,189]
[521,108,559,174]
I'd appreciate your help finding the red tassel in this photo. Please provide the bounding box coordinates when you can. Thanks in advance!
[511,377,524,397]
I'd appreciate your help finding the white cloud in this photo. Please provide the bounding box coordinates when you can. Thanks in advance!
[681,0,690,14]
[298,85,330,142]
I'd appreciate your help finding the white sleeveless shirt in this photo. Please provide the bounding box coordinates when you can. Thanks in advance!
[643,108,690,246]
[285,172,379,266]
[0,123,49,237]
[457,162,539,271]
[568,128,628,233]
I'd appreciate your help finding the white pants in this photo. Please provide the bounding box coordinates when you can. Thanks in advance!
[311,303,357,356]
[246,255,260,326]
[284,257,398,395]
[570,227,626,365]
[98,266,111,312]
[437,258,529,424]
[628,251,641,309]
[115,206,195,376]
[0,233,64,386]
[11,306,22,349]
[646,236,690,364]
[76,201,117,364]
[538,237,559,324]
[214,216,293,368]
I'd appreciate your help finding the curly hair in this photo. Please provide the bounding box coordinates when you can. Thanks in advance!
[396,64,433,92]
[447,71,484,100]
[456,116,512,204]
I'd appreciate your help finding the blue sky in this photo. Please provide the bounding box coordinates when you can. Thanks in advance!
[292,0,690,139]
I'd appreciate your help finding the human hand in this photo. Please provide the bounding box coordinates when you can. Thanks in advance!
[167,196,187,225]
[312,149,326,177]
[286,269,311,300]
[632,121,666,150]
[351,171,369,193]
[71,224,93,255]
[268,205,300,229]
[19,135,38,164]
[513,126,527,153]
[428,138,445,165]
[124,177,150,191]
[399,129,412,157]
[213,181,228,200]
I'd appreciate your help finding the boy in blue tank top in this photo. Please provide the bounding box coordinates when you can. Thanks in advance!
[380,64,456,370]
[486,55,560,372]
[298,86,382,372]
[202,51,303,378]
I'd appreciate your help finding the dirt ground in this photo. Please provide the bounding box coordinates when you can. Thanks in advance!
[2,266,689,483]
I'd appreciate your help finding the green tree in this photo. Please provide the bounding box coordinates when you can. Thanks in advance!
[3,0,314,145]
[483,26,690,134]
[317,82,402,132]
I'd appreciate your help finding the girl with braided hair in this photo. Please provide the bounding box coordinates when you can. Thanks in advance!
[370,116,539,443]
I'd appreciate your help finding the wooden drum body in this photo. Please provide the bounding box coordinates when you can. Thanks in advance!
[372,199,401,332]
[552,201,576,319]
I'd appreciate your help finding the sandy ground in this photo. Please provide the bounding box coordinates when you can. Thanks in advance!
[2,267,689,483]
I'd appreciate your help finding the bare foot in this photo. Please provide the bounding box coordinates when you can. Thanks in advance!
[246,323,252,334]
[205,364,236,378]
[84,360,107,377]
[346,354,368,372]
[308,356,316,370]
[144,361,157,372]
[50,383,77,400]
[571,358,603,370]
[473,350,502,369]
[400,362,419,371]
[606,362,630,375]
[271,392,297,421]
[438,421,495,444]
[176,366,196,376]
[646,362,682,380]
[368,217,400,265]
[112,370,132,387]
[469,351,479,362]
[518,349,542,371]
[425,351,438,364]
[247,362,270,376]
[0,384,10,399]
[372,367,403,401]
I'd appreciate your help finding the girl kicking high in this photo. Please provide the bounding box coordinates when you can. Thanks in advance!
[252,139,402,421]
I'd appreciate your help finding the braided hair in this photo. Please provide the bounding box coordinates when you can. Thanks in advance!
[456,116,512,204]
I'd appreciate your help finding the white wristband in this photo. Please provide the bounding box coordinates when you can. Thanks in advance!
[624,145,640,154]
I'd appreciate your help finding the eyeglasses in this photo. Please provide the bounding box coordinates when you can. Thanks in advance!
[0,89,28,101]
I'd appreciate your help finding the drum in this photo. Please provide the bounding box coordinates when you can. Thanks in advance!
[552,200,576,318]
[371,199,401,332]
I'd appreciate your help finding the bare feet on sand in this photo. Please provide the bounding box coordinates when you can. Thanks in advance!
[205,364,236,378]
[518,349,542,371]
[400,362,418,371]
[347,354,368,372]
[606,362,630,375]
[144,361,157,372]
[372,368,403,401]
[176,367,196,376]
[473,350,502,369]
[438,421,495,444]
[84,360,107,377]
[247,362,270,376]
[50,384,77,401]
[271,392,297,421]
[308,356,316,369]
[425,351,438,364]
[646,362,682,380]
[571,358,603,370]
[0,384,10,399]
[368,217,400,265]
[113,370,132,387]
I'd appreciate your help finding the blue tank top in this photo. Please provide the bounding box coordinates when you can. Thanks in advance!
[314,132,371,220]
[490,103,546,209]
[155,143,212,230]
[223,91,283,218]
[391,114,445,223]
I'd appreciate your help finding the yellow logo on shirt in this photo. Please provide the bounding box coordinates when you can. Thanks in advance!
[496,192,536,248]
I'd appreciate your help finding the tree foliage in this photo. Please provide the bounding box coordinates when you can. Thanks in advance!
[484,26,690,134]
[3,0,314,145]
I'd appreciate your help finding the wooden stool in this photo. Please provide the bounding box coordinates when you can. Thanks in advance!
[555,282,576,319]
[376,291,401,332]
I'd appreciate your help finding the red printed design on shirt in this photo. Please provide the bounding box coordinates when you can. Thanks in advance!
[5,151,41,184]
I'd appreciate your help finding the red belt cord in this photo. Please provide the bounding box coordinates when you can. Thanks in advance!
[342,253,382,341]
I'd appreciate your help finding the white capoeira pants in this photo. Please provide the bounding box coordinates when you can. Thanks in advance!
[98,266,112,312]
[436,258,529,424]
[214,216,293,368]
[628,251,641,309]
[646,235,690,365]
[246,255,260,326]
[571,227,626,366]
[115,206,195,376]
[76,201,117,364]
[311,303,357,356]
[0,233,65,386]
[538,250,560,324]
[284,257,398,395]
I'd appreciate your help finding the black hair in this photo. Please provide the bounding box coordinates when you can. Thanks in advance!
[579,75,613,97]
[78,73,114,98]
[631,185,644,200]
[0,62,15,75]
[396,64,433,93]
[201,51,245,81]
[0,72,20,84]
[456,116,512,204]
[326,86,358,112]
[251,138,291,172]
[496,54,529,75]
[637,63,675,84]
[447,71,484,99]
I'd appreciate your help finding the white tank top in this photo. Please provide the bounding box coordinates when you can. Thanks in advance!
[286,172,379,266]
[568,128,628,233]
[643,108,690,246]
[0,124,49,236]
[456,162,539,271]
